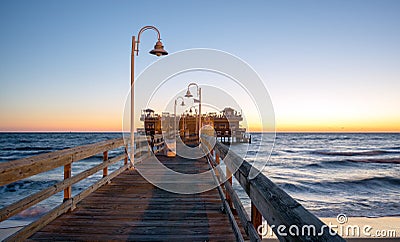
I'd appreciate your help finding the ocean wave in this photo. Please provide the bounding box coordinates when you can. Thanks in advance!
[18,139,32,143]
[312,150,400,156]
[246,150,258,156]
[310,176,400,188]
[283,149,298,153]
[304,163,323,168]
[304,160,355,168]
[276,182,313,193]
[347,157,400,164]
[0,179,59,193]
[304,157,400,169]
[2,147,55,151]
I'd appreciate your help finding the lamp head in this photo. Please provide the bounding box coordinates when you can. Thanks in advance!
[185,89,193,97]
[180,101,185,106]
[149,40,168,56]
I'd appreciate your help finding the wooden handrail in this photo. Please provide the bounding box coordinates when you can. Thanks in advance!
[0,138,125,186]
[0,153,126,222]
[0,137,132,241]
[213,141,345,241]
[200,137,259,241]
[4,163,129,242]
[134,134,165,158]
[205,151,261,242]
[205,152,245,242]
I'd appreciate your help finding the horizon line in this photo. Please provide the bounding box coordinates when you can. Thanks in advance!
[0,131,399,134]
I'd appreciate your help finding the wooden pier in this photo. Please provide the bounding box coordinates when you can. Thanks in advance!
[0,137,344,241]
[29,156,239,241]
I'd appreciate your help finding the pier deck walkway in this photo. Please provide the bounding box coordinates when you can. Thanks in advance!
[28,155,239,241]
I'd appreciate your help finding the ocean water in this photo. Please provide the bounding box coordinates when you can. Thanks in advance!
[0,132,399,225]
[230,132,400,218]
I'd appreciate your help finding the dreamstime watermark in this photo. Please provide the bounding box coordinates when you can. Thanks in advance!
[257,214,397,238]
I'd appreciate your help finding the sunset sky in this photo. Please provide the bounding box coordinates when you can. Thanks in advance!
[0,0,399,132]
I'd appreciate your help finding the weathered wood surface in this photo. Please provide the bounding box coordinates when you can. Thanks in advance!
[0,153,126,222]
[0,138,125,186]
[215,141,345,242]
[251,201,262,234]
[5,163,129,242]
[28,155,241,241]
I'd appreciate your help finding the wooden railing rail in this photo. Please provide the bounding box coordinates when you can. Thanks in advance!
[134,134,165,159]
[201,136,259,241]
[212,141,345,242]
[0,138,125,186]
[0,137,131,241]
[205,151,261,242]
[204,152,245,242]
[0,153,126,222]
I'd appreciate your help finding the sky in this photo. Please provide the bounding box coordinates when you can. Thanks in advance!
[0,0,399,132]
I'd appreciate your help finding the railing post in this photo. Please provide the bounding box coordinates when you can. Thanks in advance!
[135,140,140,164]
[124,144,128,165]
[63,163,72,202]
[226,164,233,209]
[212,149,219,178]
[147,137,152,157]
[251,201,262,238]
[103,151,108,177]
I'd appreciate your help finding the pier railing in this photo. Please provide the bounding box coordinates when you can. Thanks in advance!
[134,134,165,158]
[209,140,345,241]
[204,147,260,241]
[0,136,163,241]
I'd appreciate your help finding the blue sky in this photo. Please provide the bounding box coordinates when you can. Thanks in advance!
[0,0,399,131]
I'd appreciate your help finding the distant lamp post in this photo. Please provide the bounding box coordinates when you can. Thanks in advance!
[130,26,168,166]
[174,96,185,134]
[185,83,202,141]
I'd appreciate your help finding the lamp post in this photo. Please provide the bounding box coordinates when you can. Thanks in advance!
[185,83,202,142]
[174,96,185,135]
[131,26,168,166]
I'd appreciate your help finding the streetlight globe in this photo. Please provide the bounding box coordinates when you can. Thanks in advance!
[149,40,168,56]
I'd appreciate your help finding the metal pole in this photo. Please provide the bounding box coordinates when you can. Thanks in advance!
[130,36,135,167]
[174,100,177,134]
[198,87,202,142]
[195,109,198,136]
[184,114,186,138]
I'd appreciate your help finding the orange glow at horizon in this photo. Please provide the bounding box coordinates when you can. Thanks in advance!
[1,115,399,133]
[0,120,122,132]
[1,106,399,132]
[245,117,400,133]
[0,111,123,132]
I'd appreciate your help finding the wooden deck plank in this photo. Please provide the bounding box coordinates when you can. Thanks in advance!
[29,155,240,241]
